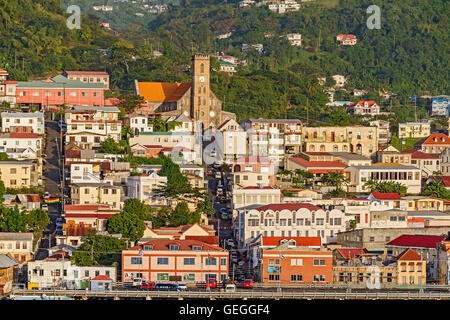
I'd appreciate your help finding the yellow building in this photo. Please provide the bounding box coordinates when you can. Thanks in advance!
[0,161,40,189]
[71,183,122,210]
[397,248,426,286]
[302,126,378,158]
[0,254,20,295]
[398,122,431,139]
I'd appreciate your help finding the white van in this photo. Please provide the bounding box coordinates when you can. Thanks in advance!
[225,284,236,292]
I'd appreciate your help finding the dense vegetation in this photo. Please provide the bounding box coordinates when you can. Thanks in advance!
[1,0,447,124]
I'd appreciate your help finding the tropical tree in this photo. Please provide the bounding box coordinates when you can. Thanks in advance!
[98,138,122,154]
[364,180,407,196]
[321,171,349,191]
[71,230,128,266]
[106,211,146,243]
[423,181,450,200]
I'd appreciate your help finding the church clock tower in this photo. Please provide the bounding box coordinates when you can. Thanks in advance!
[191,54,212,129]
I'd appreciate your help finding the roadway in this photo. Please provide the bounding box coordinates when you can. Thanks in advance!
[35,118,63,260]
[10,287,450,300]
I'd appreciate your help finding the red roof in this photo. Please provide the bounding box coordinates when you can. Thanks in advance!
[243,186,274,190]
[309,169,344,174]
[256,203,322,212]
[65,71,109,76]
[397,248,422,261]
[386,235,446,248]
[128,239,224,251]
[288,157,348,169]
[6,133,40,139]
[0,68,8,75]
[217,119,231,131]
[370,193,402,200]
[401,150,439,159]
[65,204,111,211]
[184,235,219,245]
[416,133,450,146]
[350,100,377,108]
[91,275,113,281]
[336,248,368,261]
[261,236,321,247]
[65,213,116,219]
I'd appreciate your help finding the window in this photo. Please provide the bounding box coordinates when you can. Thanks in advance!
[193,246,202,251]
[131,257,142,265]
[157,273,169,281]
[220,258,227,266]
[316,218,324,225]
[169,245,179,251]
[184,274,195,281]
[69,92,76,97]
[291,259,303,266]
[268,274,280,281]
[296,219,304,226]
[85,270,89,277]
[157,257,169,265]
[184,258,195,265]
[205,258,217,265]
[95,271,100,277]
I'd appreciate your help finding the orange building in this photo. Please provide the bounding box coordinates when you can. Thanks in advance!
[122,239,229,283]
[260,241,333,284]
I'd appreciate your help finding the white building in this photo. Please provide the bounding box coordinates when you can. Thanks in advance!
[282,33,302,46]
[236,203,349,246]
[127,172,168,206]
[122,114,153,135]
[232,186,281,210]
[344,165,422,194]
[70,163,101,184]
[245,119,302,167]
[28,254,117,289]
[268,0,301,13]
[65,106,122,148]
[0,132,42,159]
[1,112,44,134]
[216,118,247,163]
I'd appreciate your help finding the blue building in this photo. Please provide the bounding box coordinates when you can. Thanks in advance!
[89,275,113,291]
[431,96,450,116]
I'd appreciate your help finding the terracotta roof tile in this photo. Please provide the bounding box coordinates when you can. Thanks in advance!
[386,235,446,248]
[397,248,422,261]
[256,203,322,212]
[370,193,402,200]
[137,82,191,102]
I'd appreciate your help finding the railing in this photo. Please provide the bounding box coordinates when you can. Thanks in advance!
[10,288,450,300]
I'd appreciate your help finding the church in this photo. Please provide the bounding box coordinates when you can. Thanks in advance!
[134,54,236,129]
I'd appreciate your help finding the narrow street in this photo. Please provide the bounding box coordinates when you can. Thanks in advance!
[35,118,63,259]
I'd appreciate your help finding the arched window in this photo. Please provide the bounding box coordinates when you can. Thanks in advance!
[320,145,325,152]
[310,145,315,152]
[200,63,205,73]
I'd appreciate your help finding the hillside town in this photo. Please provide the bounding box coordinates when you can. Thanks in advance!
[0,54,449,299]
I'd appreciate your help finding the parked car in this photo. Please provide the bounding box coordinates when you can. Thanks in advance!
[44,191,50,198]
[41,204,48,211]
[207,169,213,176]
[56,217,64,227]
[153,283,181,291]
[226,239,234,247]
[206,278,217,288]
[236,279,253,289]
[177,282,187,290]
[139,281,155,290]
[132,278,143,287]
[225,284,236,292]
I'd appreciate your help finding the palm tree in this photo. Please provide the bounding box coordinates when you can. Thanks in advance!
[322,171,349,190]
[363,179,379,192]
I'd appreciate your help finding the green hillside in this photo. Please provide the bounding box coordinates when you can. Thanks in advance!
[0,0,120,80]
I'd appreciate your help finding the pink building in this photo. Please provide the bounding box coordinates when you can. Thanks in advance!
[122,239,229,283]
[232,156,277,187]
[16,75,104,111]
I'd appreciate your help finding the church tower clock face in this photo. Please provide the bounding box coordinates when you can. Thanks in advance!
[210,111,215,117]
[199,76,205,82]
